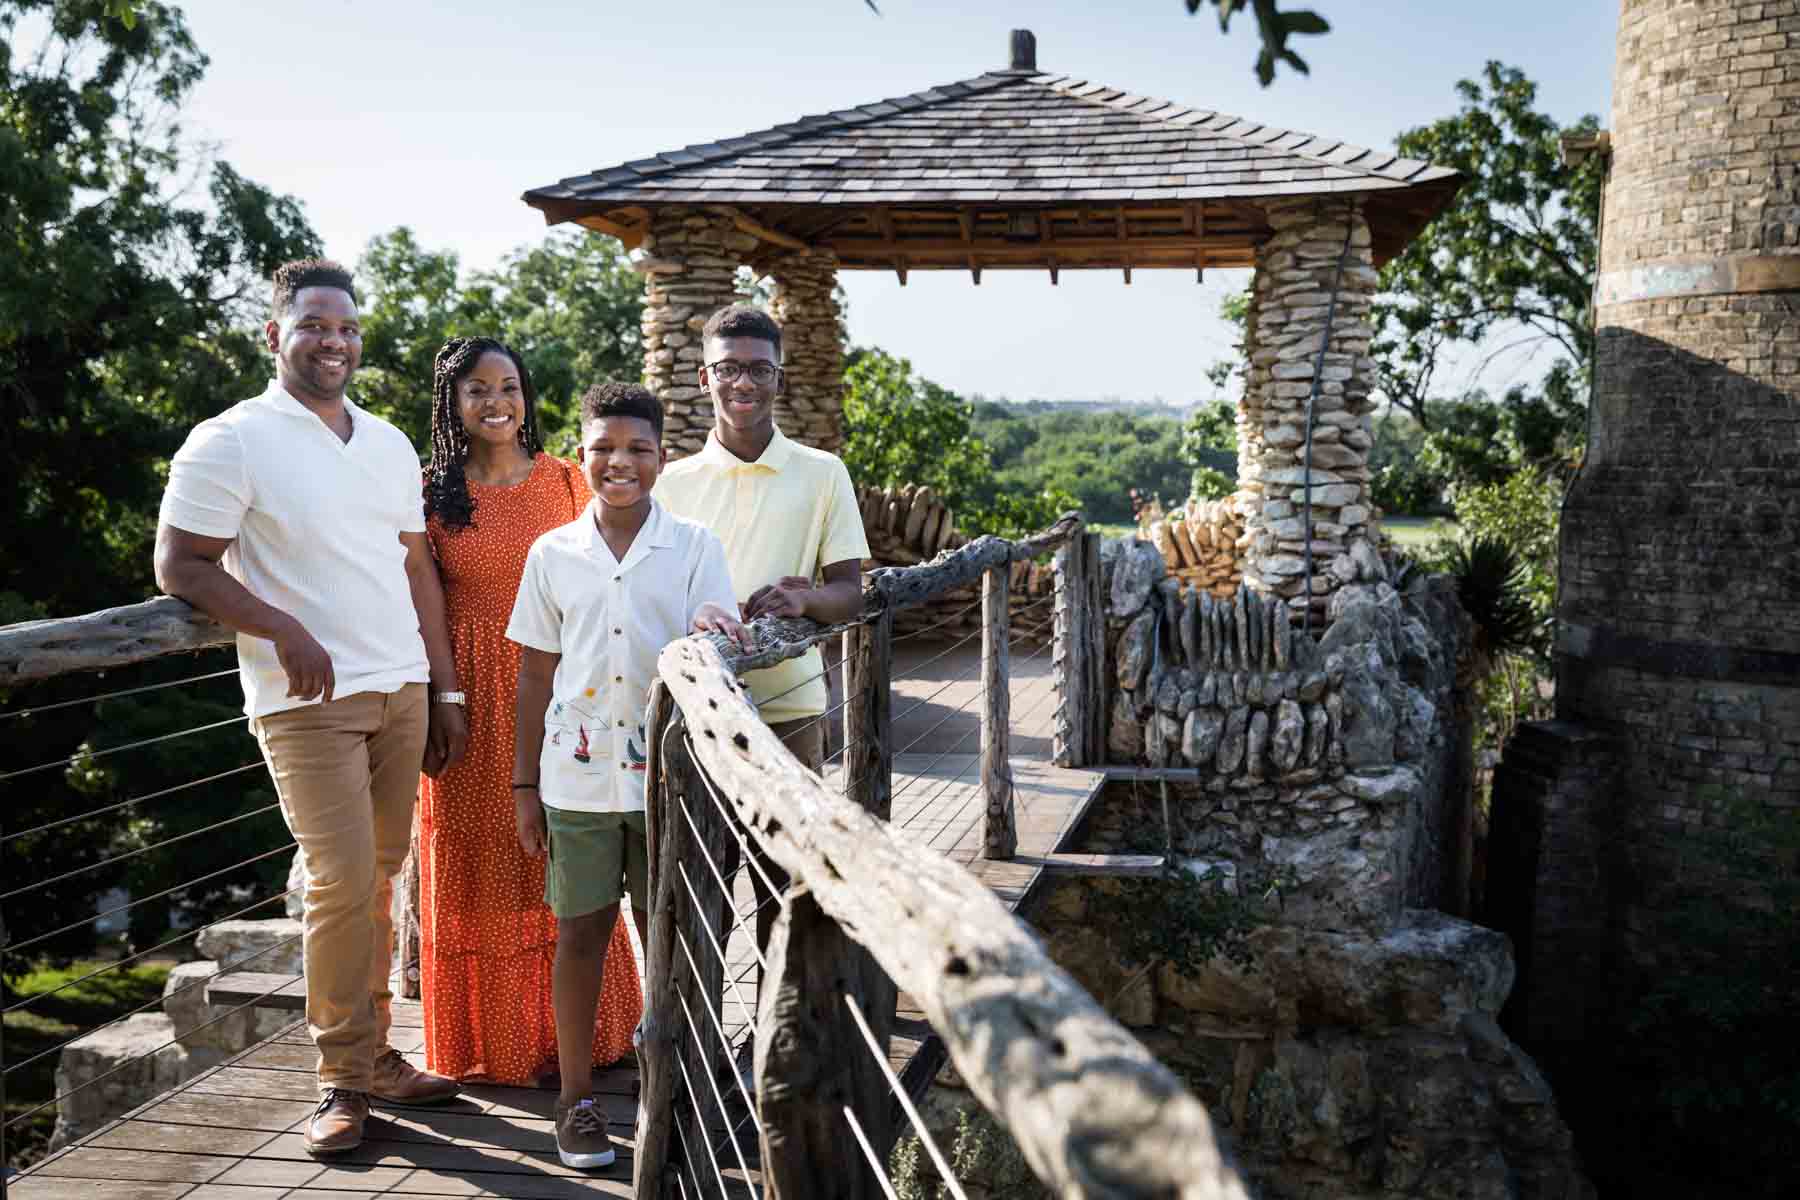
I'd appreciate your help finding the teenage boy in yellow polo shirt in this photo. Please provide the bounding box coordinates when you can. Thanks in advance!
[654,303,871,993]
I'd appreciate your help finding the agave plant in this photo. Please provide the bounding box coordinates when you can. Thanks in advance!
[1444,535,1538,665]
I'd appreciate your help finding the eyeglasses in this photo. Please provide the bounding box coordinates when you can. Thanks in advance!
[706,359,781,385]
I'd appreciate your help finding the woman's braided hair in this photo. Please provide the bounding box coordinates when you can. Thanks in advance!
[424,337,543,530]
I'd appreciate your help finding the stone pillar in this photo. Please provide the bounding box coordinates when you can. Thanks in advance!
[1237,199,1382,622]
[766,251,846,453]
[638,208,757,459]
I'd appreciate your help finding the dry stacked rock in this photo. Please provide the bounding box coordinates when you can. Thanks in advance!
[636,208,757,458]
[767,251,846,452]
[1147,496,1247,599]
[856,483,1054,643]
[1238,199,1383,621]
[1103,536,1461,929]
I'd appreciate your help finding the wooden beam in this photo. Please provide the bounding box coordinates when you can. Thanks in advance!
[821,232,1259,257]
[656,637,1251,1200]
[1017,853,1167,878]
[955,212,974,243]
[706,204,814,254]
[574,212,648,250]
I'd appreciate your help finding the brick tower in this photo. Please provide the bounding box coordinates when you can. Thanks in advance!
[1489,0,1800,1072]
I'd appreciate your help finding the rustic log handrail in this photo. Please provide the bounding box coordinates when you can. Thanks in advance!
[0,597,230,685]
[0,513,1082,689]
[655,634,1249,1200]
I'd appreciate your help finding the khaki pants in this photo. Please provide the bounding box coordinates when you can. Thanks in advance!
[253,683,427,1093]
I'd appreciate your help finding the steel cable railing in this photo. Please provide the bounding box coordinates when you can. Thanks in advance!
[638,519,1092,1199]
[0,652,300,1175]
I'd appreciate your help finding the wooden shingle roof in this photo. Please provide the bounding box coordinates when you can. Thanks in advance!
[524,62,1460,273]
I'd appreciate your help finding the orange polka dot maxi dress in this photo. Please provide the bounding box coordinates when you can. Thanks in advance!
[418,454,641,1084]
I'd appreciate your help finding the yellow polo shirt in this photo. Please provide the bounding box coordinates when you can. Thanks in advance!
[655,428,870,721]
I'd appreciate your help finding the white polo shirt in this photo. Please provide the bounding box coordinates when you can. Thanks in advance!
[506,499,736,814]
[654,428,870,722]
[158,382,430,720]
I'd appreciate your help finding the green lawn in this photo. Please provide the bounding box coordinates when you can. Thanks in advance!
[1383,516,1458,553]
[4,958,174,1170]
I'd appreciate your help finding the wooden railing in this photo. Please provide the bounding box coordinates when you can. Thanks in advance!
[636,515,1251,1200]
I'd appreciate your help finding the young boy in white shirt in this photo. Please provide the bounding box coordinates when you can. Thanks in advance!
[506,383,746,1170]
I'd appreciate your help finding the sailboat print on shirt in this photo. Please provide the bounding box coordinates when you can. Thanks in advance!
[626,723,647,773]
[573,725,591,764]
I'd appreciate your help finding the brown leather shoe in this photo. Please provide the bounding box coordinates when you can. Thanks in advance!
[369,1047,460,1104]
[305,1088,369,1156]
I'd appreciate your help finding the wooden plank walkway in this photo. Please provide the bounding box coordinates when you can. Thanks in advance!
[13,643,1106,1200]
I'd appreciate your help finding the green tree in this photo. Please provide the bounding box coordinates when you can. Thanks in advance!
[2,0,320,965]
[478,230,643,452]
[1372,63,1602,432]
[842,347,992,508]
[354,227,643,453]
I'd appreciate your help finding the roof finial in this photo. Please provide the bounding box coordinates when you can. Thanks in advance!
[1009,29,1036,71]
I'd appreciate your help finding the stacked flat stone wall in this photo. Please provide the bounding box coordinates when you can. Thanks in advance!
[638,209,753,458]
[767,251,846,452]
[1145,497,1247,599]
[1237,199,1382,622]
[1491,0,1800,1063]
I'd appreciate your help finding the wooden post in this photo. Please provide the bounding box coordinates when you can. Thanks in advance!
[828,606,899,1158]
[982,565,1016,860]
[635,684,681,1200]
[395,824,421,1000]
[842,605,894,821]
[755,882,891,1199]
[1079,533,1105,758]
[1053,528,1101,767]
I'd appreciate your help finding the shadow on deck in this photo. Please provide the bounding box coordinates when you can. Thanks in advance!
[13,644,1108,1199]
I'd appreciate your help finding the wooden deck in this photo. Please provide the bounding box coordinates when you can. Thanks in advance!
[13,643,1107,1200]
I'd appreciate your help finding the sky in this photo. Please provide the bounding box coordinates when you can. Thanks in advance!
[160,1,1617,405]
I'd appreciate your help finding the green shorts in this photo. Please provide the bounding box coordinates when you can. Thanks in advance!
[542,806,648,919]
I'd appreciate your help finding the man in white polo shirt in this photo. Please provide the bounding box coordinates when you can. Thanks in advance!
[154,259,467,1156]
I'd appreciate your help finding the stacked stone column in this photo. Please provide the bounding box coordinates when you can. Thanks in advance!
[767,251,847,452]
[1236,199,1382,622]
[637,208,756,458]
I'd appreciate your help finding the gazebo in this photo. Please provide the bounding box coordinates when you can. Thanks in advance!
[522,30,1459,614]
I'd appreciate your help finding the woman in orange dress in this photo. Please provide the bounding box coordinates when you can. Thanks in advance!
[417,336,640,1084]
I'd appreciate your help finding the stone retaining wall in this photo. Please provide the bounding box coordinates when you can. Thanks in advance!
[49,920,302,1151]
[1101,534,1468,927]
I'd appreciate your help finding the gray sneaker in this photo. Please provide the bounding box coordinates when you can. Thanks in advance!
[554,1097,616,1169]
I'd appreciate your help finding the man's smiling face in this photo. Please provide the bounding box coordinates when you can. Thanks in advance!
[268,285,362,404]
[699,334,781,438]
